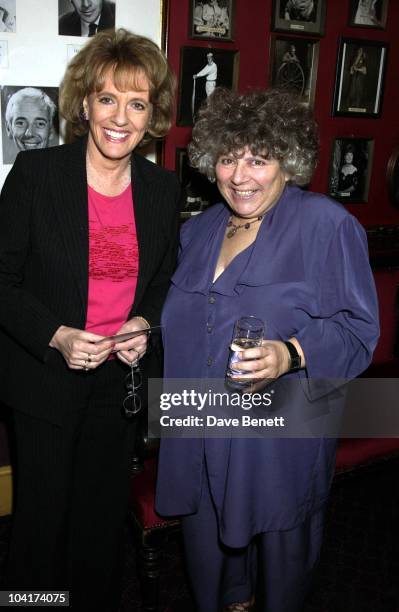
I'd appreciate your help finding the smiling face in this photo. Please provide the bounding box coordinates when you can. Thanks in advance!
[215,147,288,219]
[71,0,103,23]
[83,69,152,165]
[6,97,52,152]
[344,151,354,164]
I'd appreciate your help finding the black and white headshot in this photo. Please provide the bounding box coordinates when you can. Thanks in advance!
[177,47,239,126]
[191,0,234,40]
[349,0,388,28]
[0,0,16,32]
[1,86,59,165]
[272,0,326,35]
[329,138,374,203]
[58,0,115,37]
[176,148,219,217]
[270,37,319,107]
[333,39,387,116]
[280,0,317,22]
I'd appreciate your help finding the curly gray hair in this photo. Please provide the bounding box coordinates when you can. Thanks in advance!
[188,87,318,185]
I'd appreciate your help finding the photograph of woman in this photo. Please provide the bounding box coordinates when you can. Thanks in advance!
[333,38,388,117]
[156,88,379,612]
[347,46,367,110]
[329,137,373,203]
[338,146,359,197]
[0,28,180,611]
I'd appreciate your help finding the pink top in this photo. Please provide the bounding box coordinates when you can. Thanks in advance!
[85,184,139,337]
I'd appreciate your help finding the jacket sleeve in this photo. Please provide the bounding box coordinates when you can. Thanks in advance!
[0,154,62,361]
[135,176,182,327]
[295,214,379,400]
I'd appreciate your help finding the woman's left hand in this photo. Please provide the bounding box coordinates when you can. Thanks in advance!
[230,340,294,380]
[114,316,150,366]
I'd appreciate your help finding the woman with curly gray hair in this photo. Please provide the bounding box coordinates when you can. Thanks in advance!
[156,87,378,612]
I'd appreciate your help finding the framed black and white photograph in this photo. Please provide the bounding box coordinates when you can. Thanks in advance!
[176,148,220,218]
[328,137,374,203]
[58,0,116,37]
[348,0,389,29]
[190,0,235,41]
[1,85,59,165]
[386,146,399,209]
[269,36,319,107]
[177,46,239,126]
[332,38,388,117]
[271,0,327,36]
[0,0,16,32]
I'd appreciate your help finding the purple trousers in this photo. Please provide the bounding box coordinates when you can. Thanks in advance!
[181,463,325,612]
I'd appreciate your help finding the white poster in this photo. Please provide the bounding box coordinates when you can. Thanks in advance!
[0,0,165,187]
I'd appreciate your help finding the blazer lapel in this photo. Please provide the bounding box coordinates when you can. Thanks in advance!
[52,138,89,315]
[131,152,161,311]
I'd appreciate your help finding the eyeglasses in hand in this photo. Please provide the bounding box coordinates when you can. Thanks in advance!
[123,360,142,418]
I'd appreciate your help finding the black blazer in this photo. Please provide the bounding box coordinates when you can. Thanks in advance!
[59,1,115,36]
[0,138,180,423]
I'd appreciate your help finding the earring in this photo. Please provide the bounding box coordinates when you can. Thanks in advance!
[79,108,88,122]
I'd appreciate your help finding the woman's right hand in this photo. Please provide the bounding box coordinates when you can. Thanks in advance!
[49,325,115,371]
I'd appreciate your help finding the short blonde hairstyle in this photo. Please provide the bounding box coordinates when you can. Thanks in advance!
[59,28,176,144]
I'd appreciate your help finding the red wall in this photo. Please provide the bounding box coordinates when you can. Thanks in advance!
[164,0,399,227]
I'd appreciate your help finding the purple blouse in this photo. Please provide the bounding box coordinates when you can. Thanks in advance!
[155,185,379,546]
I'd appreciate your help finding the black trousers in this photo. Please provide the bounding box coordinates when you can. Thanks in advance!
[6,359,135,612]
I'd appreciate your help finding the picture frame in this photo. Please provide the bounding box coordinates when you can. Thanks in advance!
[269,35,319,108]
[328,137,374,203]
[332,38,388,117]
[271,0,327,36]
[348,0,389,29]
[176,148,220,218]
[189,0,235,41]
[177,46,240,126]
[386,146,399,209]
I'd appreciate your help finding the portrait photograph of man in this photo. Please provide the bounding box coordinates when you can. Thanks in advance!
[272,0,326,35]
[280,0,318,23]
[58,0,115,37]
[1,85,59,165]
[190,0,234,40]
[177,47,239,126]
[270,36,319,107]
[0,0,16,32]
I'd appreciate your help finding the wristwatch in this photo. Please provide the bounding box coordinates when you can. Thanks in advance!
[284,341,302,372]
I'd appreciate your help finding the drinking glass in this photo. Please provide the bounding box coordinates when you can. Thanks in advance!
[226,316,265,387]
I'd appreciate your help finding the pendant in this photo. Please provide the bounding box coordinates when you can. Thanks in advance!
[226,226,238,238]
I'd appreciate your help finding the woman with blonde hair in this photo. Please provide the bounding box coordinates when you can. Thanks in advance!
[0,28,180,610]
